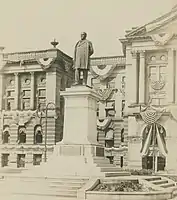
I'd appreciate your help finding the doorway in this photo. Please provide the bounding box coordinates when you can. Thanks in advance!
[142,156,165,171]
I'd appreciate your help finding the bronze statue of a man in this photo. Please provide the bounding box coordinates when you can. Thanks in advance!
[73,32,94,86]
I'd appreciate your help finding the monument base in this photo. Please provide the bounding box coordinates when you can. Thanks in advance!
[23,86,120,178]
[24,142,108,177]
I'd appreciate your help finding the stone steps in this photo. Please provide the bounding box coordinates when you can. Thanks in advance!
[145,176,161,181]
[100,167,123,172]
[93,158,110,164]
[104,171,130,177]
[96,163,115,167]
[0,176,88,199]
[145,176,177,190]
[14,189,78,197]
[151,179,168,185]
[160,182,176,188]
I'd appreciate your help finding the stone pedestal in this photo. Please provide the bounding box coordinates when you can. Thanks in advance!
[61,86,100,145]
[25,86,107,177]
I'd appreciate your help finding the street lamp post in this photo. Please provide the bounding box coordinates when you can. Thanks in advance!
[37,102,59,163]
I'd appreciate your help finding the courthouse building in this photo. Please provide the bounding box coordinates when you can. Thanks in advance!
[90,5,177,173]
[0,41,73,168]
[1,5,177,174]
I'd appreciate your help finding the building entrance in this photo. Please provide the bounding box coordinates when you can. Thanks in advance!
[142,156,165,171]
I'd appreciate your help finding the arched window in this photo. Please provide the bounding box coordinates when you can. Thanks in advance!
[34,125,43,144]
[2,125,10,144]
[105,128,114,148]
[121,128,124,143]
[18,126,26,144]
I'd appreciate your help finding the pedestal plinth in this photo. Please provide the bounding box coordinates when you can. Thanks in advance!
[61,85,100,145]
[26,86,107,177]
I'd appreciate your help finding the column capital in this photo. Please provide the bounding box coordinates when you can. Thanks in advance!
[30,71,34,75]
[14,72,19,76]
[139,50,146,58]
[131,50,137,58]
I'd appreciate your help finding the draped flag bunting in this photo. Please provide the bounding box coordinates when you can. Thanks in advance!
[97,118,112,130]
[140,107,163,125]
[90,65,116,81]
[36,57,56,70]
[156,125,168,156]
[95,87,114,102]
[141,124,168,157]
[141,125,152,156]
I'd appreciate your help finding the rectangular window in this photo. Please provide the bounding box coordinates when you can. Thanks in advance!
[33,154,42,166]
[7,90,15,97]
[1,154,9,167]
[7,100,14,111]
[105,100,115,117]
[105,140,114,148]
[39,89,46,97]
[23,90,31,97]
[122,76,126,89]
[22,99,30,110]
[17,154,25,168]
[120,156,124,168]
[121,100,125,117]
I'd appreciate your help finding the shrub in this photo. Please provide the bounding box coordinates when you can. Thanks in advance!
[93,181,154,192]
[125,169,154,176]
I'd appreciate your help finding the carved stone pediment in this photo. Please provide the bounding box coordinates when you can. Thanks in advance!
[125,7,177,40]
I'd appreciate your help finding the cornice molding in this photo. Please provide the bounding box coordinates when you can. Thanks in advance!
[90,56,125,66]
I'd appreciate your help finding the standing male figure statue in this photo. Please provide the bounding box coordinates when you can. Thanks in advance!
[73,32,94,85]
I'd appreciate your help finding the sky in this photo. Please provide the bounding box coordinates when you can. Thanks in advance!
[0,0,176,57]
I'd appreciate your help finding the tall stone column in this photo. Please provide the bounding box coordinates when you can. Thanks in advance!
[14,73,19,110]
[30,72,35,110]
[0,74,4,110]
[0,47,5,111]
[167,49,175,104]
[124,49,138,114]
[139,51,146,104]
[130,51,138,105]
[115,73,123,118]
[174,50,177,104]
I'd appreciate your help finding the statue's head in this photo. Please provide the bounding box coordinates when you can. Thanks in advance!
[81,32,87,40]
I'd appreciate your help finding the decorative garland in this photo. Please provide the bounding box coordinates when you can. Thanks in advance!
[97,118,112,130]
[151,33,174,46]
[140,107,163,125]
[12,111,36,126]
[36,57,56,70]
[90,65,116,81]
[95,87,114,102]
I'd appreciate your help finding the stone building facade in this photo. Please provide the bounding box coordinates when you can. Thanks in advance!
[90,5,177,173]
[120,5,177,173]
[89,56,128,168]
[0,43,73,168]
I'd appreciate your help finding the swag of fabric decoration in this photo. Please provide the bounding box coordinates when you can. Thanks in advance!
[90,65,116,81]
[140,107,164,125]
[95,87,114,102]
[36,57,56,70]
[97,118,112,130]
